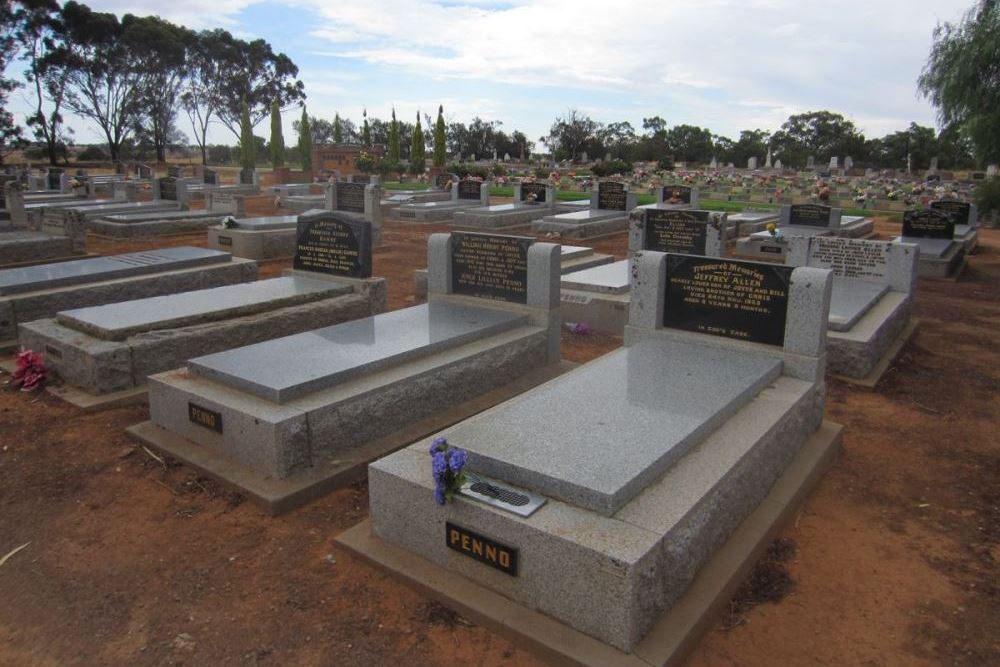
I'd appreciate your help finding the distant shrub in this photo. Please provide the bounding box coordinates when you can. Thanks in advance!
[208,145,234,165]
[591,159,632,177]
[76,145,108,161]
[974,177,1000,226]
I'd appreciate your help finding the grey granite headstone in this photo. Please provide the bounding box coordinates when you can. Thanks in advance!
[293,209,372,278]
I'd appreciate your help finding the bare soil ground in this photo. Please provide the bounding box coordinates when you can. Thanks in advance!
[0,208,997,666]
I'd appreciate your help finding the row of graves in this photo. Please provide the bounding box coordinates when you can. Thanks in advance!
[381,172,461,215]
[396,177,492,222]
[207,178,384,260]
[736,203,874,259]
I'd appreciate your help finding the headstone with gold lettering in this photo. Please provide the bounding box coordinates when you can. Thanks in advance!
[656,185,699,208]
[629,208,726,257]
[324,180,383,243]
[293,210,372,278]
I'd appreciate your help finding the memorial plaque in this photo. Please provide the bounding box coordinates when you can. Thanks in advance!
[597,181,626,211]
[457,180,482,200]
[217,236,233,246]
[809,237,889,281]
[930,200,970,225]
[661,185,692,204]
[203,169,217,185]
[643,209,709,254]
[450,232,531,304]
[239,168,255,185]
[663,255,793,346]
[293,212,372,278]
[445,522,518,576]
[520,182,547,203]
[335,182,366,213]
[189,402,223,433]
[158,176,178,201]
[436,172,455,189]
[903,209,954,239]
[788,204,833,227]
[138,165,152,179]
[47,169,63,191]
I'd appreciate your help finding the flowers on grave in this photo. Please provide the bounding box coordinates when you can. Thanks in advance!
[765,222,787,244]
[222,216,238,229]
[11,349,47,392]
[429,437,468,505]
[566,322,592,335]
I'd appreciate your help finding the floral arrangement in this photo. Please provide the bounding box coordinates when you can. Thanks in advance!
[429,437,468,505]
[765,222,787,244]
[11,350,47,392]
[222,216,238,229]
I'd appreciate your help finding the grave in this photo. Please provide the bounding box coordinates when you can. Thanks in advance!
[20,213,385,408]
[207,215,301,259]
[129,231,565,513]
[930,200,978,253]
[379,174,455,216]
[558,209,728,334]
[153,175,202,204]
[892,209,965,278]
[396,179,491,222]
[532,180,637,239]
[0,247,255,347]
[736,204,874,259]
[639,184,700,209]
[86,207,233,238]
[451,182,556,229]
[341,251,837,665]
[786,235,919,381]
[726,209,781,237]
[0,183,87,265]
[324,180,383,243]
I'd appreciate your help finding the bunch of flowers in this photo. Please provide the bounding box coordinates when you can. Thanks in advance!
[765,222,786,244]
[222,216,238,229]
[429,437,468,505]
[11,349,47,392]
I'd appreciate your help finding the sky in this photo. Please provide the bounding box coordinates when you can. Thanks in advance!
[4,0,976,150]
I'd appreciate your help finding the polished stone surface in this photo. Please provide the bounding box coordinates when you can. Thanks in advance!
[57,276,348,340]
[728,211,779,223]
[0,246,232,296]
[234,215,299,230]
[546,209,622,222]
[189,301,530,403]
[102,210,220,222]
[560,259,629,294]
[751,226,832,239]
[447,338,783,515]
[828,277,888,332]
[893,236,953,259]
[560,245,592,260]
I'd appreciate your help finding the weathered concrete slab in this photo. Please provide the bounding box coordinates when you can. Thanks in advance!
[828,278,888,332]
[560,259,629,295]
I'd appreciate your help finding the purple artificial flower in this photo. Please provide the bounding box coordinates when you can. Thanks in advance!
[429,436,448,454]
[448,448,467,474]
[431,451,448,479]
[434,483,446,505]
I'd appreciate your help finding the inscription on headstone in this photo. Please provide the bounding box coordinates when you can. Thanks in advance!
[809,237,889,281]
[446,522,518,576]
[335,182,366,213]
[450,232,531,304]
[520,182,547,203]
[203,169,217,185]
[293,212,372,278]
[457,180,481,200]
[643,210,709,254]
[189,402,223,433]
[930,200,970,225]
[661,185,692,204]
[597,181,626,211]
[47,169,63,191]
[159,176,178,201]
[663,255,792,346]
[789,204,832,227]
[903,209,954,239]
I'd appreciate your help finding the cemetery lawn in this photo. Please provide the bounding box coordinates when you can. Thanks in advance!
[0,199,998,666]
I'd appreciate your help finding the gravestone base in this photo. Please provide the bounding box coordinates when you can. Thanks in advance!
[735,236,794,260]
[835,216,875,238]
[207,224,299,259]
[558,260,631,334]
[380,191,453,217]
[18,278,378,404]
[826,292,913,379]
[908,241,965,278]
[396,201,482,222]
[128,360,576,514]
[531,213,629,239]
[339,420,842,667]
[451,204,552,230]
[0,232,80,266]
[85,211,229,238]
[362,349,828,652]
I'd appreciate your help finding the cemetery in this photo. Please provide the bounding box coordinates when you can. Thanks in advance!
[1,0,999,664]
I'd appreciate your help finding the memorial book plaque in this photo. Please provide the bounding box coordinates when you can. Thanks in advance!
[789,204,832,227]
[662,185,693,204]
[159,177,178,201]
[663,255,792,346]
[450,232,531,304]
[520,182,547,203]
[809,237,889,281]
[457,180,482,200]
[643,209,709,254]
[930,200,970,225]
[446,522,519,576]
[335,182,366,213]
[903,209,954,239]
[293,212,372,278]
[597,181,626,210]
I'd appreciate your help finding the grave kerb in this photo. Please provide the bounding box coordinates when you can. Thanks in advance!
[785,236,919,294]
[512,182,555,208]
[450,180,491,205]
[779,203,842,230]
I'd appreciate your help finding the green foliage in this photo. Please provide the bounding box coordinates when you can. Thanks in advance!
[76,145,107,161]
[491,163,507,177]
[974,177,1000,219]
[379,159,404,179]
[333,112,343,143]
[239,98,255,169]
[298,107,312,170]
[388,108,400,162]
[208,144,233,164]
[447,163,490,179]
[919,1,1000,163]
[269,99,284,167]
[770,111,865,167]
[534,167,551,178]
[362,109,371,146]
[354,150,376,174]
[434,104,446,167]
[657,158,674,171]
[410,111,425,174]
[591,159,633,177]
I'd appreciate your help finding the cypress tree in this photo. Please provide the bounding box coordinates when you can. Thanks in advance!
[298,106,312,170]
[433,104,446,167]
[362,109,371,147]
[388,107,400,162]
[333,113,343,143]
[269,99,285,167]
[411,111,425,174]
[240,98,255,170]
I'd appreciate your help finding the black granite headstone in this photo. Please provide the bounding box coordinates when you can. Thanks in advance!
[457,180,482,200]
[293,211,372,278]
[597,181,626,211]
[158,176,178,201]
[203,169,217,185]
[643,209,710,254]
[335,182,366,213]
[47,168,63,191]
[450,232,531,304]
[903,209,954,239]
[663,255,793,347]
[788,204,833,227]
[930,200,970,225]
[520,182,547,204]
[661,185,692,204]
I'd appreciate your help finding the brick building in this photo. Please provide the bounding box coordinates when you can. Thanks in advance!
[311,143,386,179]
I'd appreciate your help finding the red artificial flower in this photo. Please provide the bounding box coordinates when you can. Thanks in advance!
[11,349,48,392]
